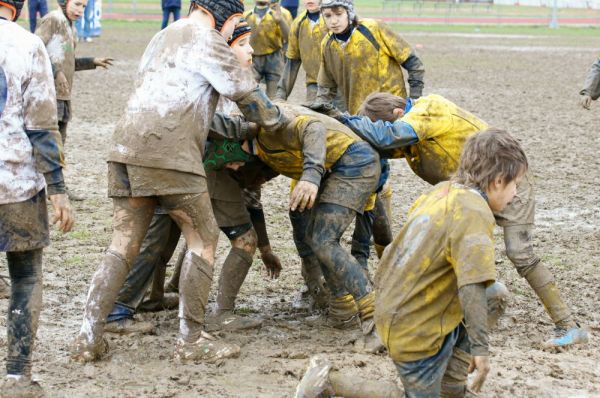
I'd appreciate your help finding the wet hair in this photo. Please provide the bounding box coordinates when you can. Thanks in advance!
[358,92,407,122]
[453,128,528,191]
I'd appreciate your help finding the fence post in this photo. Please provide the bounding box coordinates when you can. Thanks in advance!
[549,0,559,28]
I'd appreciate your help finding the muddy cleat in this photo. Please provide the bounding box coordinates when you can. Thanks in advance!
[204,311,263,332]
[0,377,44,398]
[543,326,589,350]
[138,293,179,312]
[104,318,155,335]
[174,331,240,363]
[294,355,335,398]
[70,335,109,363]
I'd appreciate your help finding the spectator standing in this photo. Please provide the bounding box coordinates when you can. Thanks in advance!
[161,0,181,30]
[281,0,299,19]
[27,0,48,32]
[75,0,95,42]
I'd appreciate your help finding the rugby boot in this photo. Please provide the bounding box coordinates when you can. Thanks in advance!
[0,377,44,398]
[356,292,385,354]
[138,293,179,312]
[543,324,589,349]
[174,331,240,363]
[104,318,155,335]
[294,355,335,398]
[205,310,263,332]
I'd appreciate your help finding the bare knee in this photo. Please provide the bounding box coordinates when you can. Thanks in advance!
[231,229,258,255]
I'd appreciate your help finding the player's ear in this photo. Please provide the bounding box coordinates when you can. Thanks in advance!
[392,108,404,120]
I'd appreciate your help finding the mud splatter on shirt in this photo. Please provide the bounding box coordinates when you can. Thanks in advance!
[0,20,59,204]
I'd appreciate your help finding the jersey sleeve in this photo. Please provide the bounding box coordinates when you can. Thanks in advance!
[286,19,301,60]
[342,115,418,153]
[24,39,59,133]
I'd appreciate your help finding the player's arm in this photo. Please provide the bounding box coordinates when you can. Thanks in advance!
[314,39,338,107]
[277,21,302,100]
[379,23,425,99]
[200,31,289,132]
[290,119,326,211]
[340,115,418,154]
[209,113,256,141]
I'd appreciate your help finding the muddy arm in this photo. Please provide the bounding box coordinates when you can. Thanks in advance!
[75,57,96,71]
[341,115,418,154]
[236,88,290,132]
[458,283,489,356]
[208,113,252,141]
[299,120,327,187]
[402,53,425,99]
[277,58,302,100]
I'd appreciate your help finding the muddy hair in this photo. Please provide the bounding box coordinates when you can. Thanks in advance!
[358,92,407,122]
[452,128,528,191]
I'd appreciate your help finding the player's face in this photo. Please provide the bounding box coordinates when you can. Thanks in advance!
[322,6,349,34]
[67,0,87,21]
[486,173,522,213]
[304,0,320,13]
[221,15,242,40]
[231,36,254,68]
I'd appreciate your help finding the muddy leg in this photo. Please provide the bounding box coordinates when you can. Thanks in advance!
[5,249,42,378]
[372,192,393,258]
[165,244,185,293]
[73,197,156,361]
[503,224,572,326]
[351,210,373,275]
[161,192,219,342]
[216,229,257,313]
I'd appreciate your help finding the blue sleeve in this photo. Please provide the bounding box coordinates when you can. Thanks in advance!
[341,115,419,154]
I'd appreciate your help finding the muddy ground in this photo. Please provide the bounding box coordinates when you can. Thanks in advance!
[1,23,599,397]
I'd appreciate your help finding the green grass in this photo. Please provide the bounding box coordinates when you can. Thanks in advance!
[65,255,85,267]
[390,22,600,35]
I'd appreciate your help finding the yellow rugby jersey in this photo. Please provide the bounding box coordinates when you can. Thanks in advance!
[401,95,489,185]
[244,8,293,56]
[255,104,359,180]
[286,11,328,85]
[318,19,413,114]
[375,182,496,362]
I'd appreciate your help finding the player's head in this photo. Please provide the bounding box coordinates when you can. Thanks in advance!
[228,20,253,68]
[190,0,244,38]
[204,139,251,172]
[0,0,24,20]
[255,0,269,8]
[304,0,320,13]
[320,0,356,34]
[358,92,407,122]
[453,128,528,212]
[57,0,87,21]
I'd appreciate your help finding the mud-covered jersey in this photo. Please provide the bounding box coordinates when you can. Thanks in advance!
[286,11,328,85]
[107,19,257,177]
[253,103,359,184]
[0,20,60,204]
[35,9,77,101]
[244,7,293,56]
[344,94,488,185]
[318,19,413,114]
[375,182,496,362]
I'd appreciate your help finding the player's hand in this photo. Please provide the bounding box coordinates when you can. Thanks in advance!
[270,2,282,22]
[94,57,114,69]
[49,193,75,233]
[260,245,282,279]
[55,71,69,93]
[580,94,592,110]
[290,180,318,212]
[468,355,490,393]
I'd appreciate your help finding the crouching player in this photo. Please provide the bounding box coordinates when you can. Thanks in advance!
[342,92,589,348]
[0,2,74,395]
[212,103,383,349]
[375,129,528,397]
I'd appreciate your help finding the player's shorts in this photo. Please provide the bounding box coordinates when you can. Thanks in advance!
[0,189,49,252]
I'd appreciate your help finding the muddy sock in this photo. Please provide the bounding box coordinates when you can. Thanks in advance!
[80,250,130,345]
[166,243,186,293]
[179,251,213,341]
[301,256,329,302]
[215,247,253,314]
[5,249,43,377]
[440,347,471,398]
[524,264,573,327]
[148,265,166,302]
[356,292,375,326]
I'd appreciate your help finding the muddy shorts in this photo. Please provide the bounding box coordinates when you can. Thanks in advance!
[319,141,381,214]
[495,171,535,227]
[252,51,284,83]
[107,162,207,197]
[0,190,49,252]
[206,169,252,230]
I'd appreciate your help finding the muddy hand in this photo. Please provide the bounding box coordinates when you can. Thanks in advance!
[290,180,318,212]
[49,193,75,232]
[468,355,490,393]
[94,57,114,69]
[260,245,282,279]
[55,71,69,93]
[580,94,592,110]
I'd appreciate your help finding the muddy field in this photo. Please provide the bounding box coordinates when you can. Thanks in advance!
[1,22,599,397]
